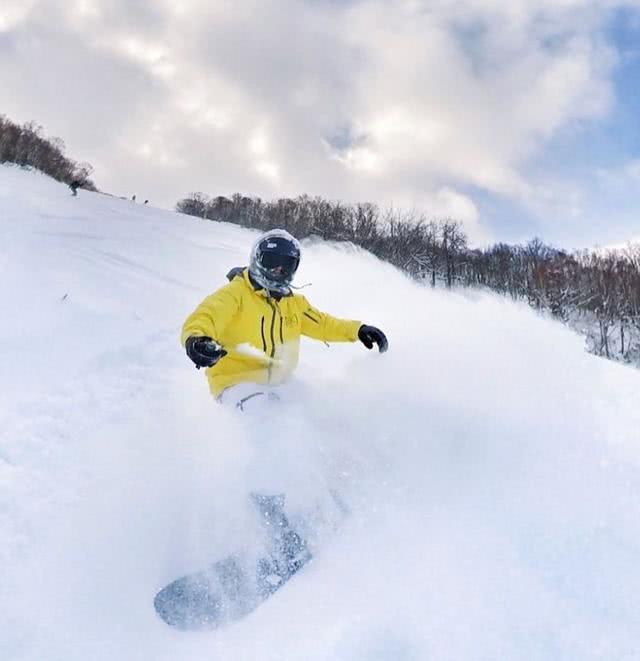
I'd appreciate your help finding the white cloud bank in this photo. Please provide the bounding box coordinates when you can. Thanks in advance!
[1,0,638,243]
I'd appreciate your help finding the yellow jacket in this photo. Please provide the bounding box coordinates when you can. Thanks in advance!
[181,269,362,396]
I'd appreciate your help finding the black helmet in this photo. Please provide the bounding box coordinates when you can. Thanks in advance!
[249,229,301,295]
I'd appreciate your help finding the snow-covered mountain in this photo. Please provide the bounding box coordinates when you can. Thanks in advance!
[2,165,640,661]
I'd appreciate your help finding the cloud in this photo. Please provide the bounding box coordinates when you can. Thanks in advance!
[596,158,640,185]
[0,1,37,31]
[0,0,637,243]
[515,156,640,249]
[623,159,640,180]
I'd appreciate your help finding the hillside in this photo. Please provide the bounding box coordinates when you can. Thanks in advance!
[2,165,640,661]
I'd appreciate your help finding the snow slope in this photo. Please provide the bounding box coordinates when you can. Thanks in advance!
[2,165,640,661]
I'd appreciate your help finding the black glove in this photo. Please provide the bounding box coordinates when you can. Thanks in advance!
[358,325,388,353]
[185,336,227,369]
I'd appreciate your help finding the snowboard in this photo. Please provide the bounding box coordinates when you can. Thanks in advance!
[154,495,312,630]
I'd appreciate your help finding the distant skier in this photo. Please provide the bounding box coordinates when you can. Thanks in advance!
[69,179,82,196]
[182,229,388,409]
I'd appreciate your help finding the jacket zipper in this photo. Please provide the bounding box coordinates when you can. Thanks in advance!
[260,316,267,353]
[264,299,279,383]
[267,299,277,358]
[304,311,319,324]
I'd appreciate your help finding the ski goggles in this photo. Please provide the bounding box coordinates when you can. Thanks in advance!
[259,252,299,275]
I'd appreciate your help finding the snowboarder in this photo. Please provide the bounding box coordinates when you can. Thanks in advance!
[158,229,388,629]
[181,228,388,408]
[69,179,82,196]
[159,229,387,629]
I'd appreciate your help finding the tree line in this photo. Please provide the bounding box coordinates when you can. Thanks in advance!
[461,240,640,362]
[177,191,640,366]
[0,115,97,191]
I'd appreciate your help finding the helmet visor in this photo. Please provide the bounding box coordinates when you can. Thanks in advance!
[259,252,299,280]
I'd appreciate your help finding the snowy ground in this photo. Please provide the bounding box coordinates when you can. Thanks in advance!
[2,165,640,660]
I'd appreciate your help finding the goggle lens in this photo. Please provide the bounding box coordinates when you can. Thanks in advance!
[260,253,298,273]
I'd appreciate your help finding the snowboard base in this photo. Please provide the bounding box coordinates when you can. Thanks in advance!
[154,496,312,630]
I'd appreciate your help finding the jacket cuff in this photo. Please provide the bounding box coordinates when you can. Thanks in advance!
[349,320,362,341]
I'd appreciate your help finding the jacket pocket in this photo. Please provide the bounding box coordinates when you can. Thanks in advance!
[304,311,319,324]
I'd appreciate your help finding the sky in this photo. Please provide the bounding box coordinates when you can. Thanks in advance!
[1,0,639,248]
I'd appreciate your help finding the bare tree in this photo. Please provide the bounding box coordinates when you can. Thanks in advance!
[0,114,97,190]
